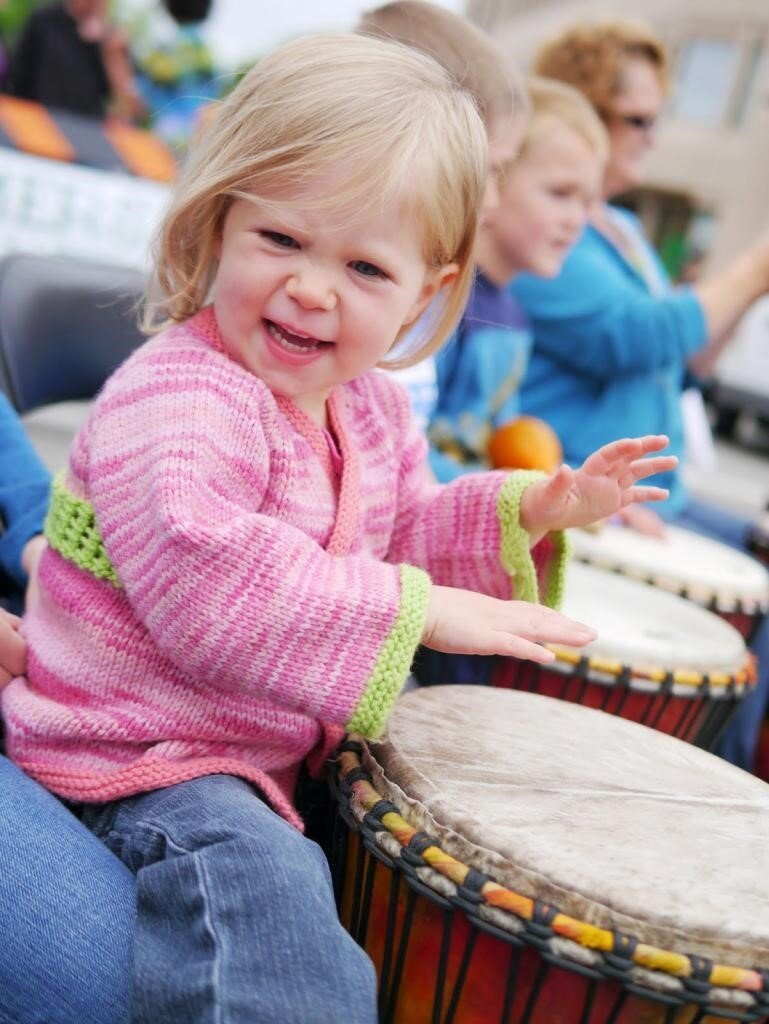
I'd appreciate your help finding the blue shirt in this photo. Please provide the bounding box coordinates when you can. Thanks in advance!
[511,210,708,517]
[429,271,532,482]
[0,394,51,588]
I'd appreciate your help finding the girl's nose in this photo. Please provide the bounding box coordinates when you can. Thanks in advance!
[285,270,337,311]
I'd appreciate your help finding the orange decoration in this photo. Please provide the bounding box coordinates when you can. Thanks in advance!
[488,415,563,472]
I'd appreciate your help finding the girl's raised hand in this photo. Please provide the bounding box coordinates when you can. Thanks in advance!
[423,585,597,663]
[519,435,677,537]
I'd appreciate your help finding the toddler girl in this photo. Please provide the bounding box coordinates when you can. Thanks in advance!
[4,32,674,1023]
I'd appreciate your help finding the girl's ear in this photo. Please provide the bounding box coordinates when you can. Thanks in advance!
[403,263,459,326]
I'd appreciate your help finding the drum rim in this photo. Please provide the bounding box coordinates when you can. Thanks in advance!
[545,643,756,693]
[336,739,769,1018]
[573,554,769,615]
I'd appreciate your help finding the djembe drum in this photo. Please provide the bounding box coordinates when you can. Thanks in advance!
[491,562,755,748]
[749,510,769,571]
[332,687,769,1024]
[569,523,769,642]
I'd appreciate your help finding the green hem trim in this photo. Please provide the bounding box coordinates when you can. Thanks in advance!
[45,473,121,588]
[543,527,570,610]
[346,565,430,738]
[497,472,569,608]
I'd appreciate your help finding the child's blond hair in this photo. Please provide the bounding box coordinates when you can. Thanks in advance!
[357,0,527,133]
[521,76,608,162]
[147,33,487,369]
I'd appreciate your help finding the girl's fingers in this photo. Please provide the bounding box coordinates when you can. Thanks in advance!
[585,435,671,475]
[621,486,670,505]
[499,608,597,646]
[498,619,596,662]
[499,636,558,663]
[619,455,678,488]
[547,464,573,491]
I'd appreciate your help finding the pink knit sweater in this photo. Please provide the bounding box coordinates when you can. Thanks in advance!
[3,307,566,829]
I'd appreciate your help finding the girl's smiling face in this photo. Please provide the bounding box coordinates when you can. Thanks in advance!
[213,176,456,426]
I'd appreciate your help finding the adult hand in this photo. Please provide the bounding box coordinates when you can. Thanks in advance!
[422,585,597,662]
[519,435,677,537]
[0,608,25,689]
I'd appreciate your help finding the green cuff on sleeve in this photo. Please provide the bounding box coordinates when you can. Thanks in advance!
[497,471,570,608]
[346,564,430,739]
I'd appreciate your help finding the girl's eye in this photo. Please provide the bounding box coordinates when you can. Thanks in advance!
[350,260,387,280]
[261,231,299,249]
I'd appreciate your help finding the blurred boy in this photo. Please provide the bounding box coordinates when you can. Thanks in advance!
[429,78,608,480]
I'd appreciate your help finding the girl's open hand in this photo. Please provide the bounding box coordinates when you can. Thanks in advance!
[520,435,677,537]
[423,585,597,663]
[0,608,25,690]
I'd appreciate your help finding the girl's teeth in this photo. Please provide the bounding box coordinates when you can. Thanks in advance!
[267,321,319,351]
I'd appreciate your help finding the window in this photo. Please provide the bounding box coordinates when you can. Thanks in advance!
[732,39,767,125]
[670,38,742,124]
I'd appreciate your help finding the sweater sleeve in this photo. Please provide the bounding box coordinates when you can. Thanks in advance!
[386,382,567,608]
[512,232,708,381]
[79,354,429,739]
[0,394,51,588]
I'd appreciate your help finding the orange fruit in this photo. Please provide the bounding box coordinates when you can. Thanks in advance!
[488,416,563,472]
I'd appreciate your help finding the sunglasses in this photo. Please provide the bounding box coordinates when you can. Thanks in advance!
[615,113,657,131]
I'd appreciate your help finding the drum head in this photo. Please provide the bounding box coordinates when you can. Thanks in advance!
[570,523,769,611]
[364,687,769,970]
[561,562,746,675]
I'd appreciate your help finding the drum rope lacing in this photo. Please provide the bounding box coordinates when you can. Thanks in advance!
[544,645,757,692]
[335,739,769,1022]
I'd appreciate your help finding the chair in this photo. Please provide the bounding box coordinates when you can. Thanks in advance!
[0,252,146,414]
[0,253,147,608]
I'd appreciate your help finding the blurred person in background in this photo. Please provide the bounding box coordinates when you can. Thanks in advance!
[357,0,528,433]
[510,20,769,770]
[0,393,134,1024]
[119,0,221,150]
[5,0,142,119]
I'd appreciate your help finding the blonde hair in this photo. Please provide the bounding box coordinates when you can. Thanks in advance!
[534,20,669,117]
[521,76,608,162]
[358,0,527,132]
[147,33,487,368]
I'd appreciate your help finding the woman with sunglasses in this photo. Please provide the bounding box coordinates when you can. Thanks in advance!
[510,19,769,773]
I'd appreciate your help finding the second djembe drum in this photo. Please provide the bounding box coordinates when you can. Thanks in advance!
[492,562,755,748]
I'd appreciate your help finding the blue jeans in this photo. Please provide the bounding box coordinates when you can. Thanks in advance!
[80,773,377,1024]
[0,755,133,1024]
[675,495,769,771]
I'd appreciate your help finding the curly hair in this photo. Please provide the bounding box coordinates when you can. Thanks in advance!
[534,20,669,116]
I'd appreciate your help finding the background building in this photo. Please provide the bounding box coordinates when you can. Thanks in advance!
[468,0,769,278]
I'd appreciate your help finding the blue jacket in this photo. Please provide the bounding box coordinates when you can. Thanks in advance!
[0,394,51,589]
[429,271,532,482]
[511,211,708,517]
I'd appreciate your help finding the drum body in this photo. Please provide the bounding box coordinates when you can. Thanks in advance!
[333,688,769,1024]
[492,563,754,748]
[749,512,769,571]
[569,523,769,642]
